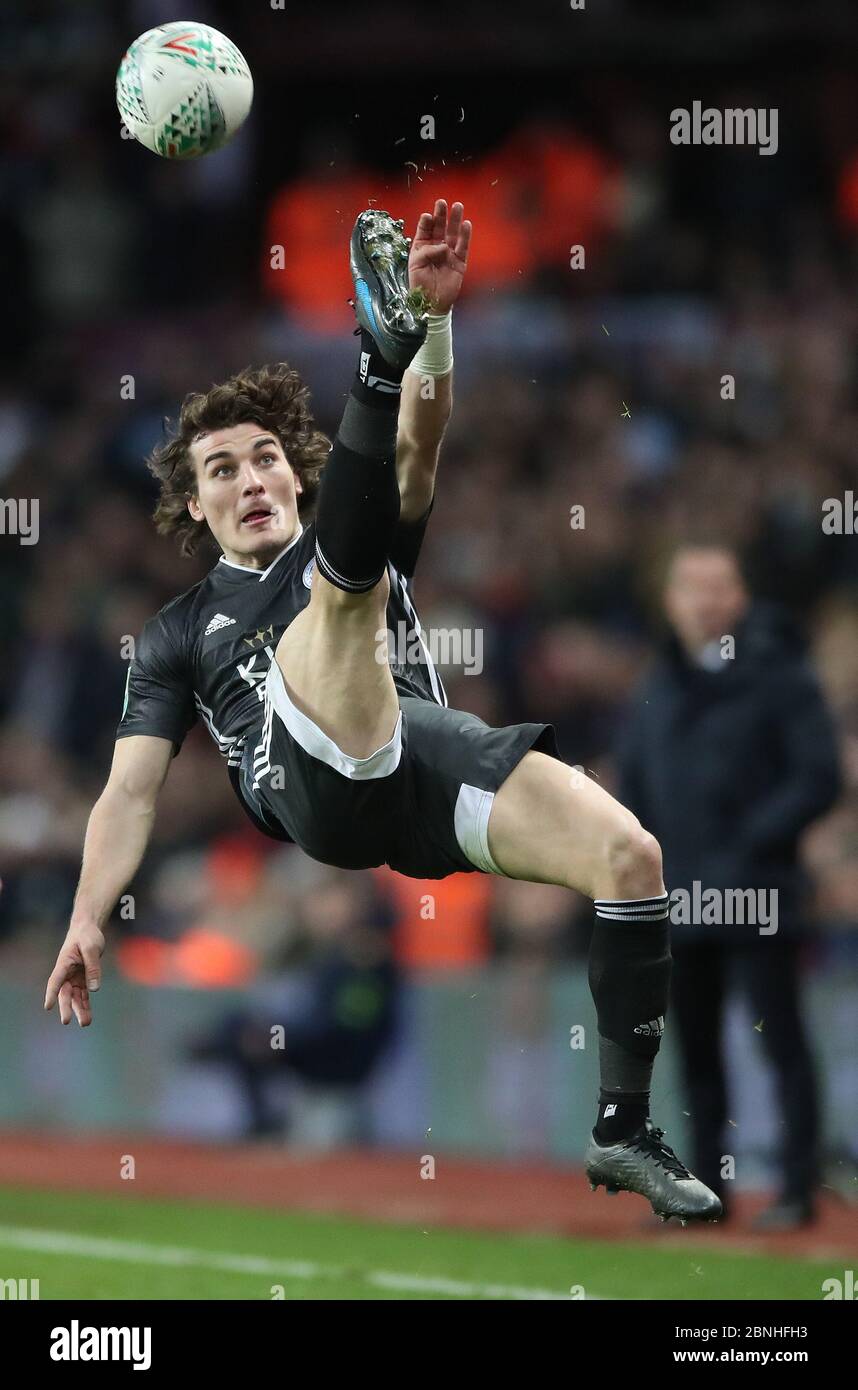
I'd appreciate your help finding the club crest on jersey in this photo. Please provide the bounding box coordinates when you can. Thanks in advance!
[243,625,274,648]
[302,559,315,589]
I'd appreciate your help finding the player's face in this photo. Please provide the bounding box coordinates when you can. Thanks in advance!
[187,423,303,568]
[664,548,749,653]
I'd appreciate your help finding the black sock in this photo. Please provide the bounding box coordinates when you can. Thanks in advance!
[595,1089,650,1144]
[314,439,400,593]
[314,333,404,593]
[352,327,406,408]
[589,894,671,1143]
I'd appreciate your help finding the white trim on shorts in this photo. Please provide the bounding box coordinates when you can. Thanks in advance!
[454,783,504,875]
[264,660,403,781]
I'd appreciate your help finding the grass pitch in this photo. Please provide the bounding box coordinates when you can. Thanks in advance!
[0,1186,834,1301]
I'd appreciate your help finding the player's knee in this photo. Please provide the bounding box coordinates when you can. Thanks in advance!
[312,565,390,613]
[604,816,663,899]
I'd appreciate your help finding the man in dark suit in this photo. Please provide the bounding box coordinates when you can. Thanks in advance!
[617,544,841,1228]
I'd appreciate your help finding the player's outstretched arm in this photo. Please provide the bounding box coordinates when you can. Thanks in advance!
[44,734,173,1027]
[396,199,471,521]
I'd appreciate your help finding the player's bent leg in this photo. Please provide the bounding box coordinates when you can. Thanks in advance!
[485,750,663,900]
[274,568,399,760]
[246,573,404,870]
[487,750,722,1224]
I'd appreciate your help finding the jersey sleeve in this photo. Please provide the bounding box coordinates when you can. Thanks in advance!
[116,612,197,753]
[389,493,435,579]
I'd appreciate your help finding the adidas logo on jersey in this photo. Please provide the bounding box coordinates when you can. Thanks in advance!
[204,613,236,637]
[633,1016,665,1038]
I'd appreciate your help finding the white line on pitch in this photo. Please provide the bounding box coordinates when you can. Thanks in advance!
[0,1225,589,1301]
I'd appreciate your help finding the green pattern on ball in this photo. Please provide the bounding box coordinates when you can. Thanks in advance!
[153,83,227,159]
[116,50,150,126]
[169,31,249,78]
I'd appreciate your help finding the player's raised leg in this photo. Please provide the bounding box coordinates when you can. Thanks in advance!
[275,210,427,758]
[487,751,722,1224]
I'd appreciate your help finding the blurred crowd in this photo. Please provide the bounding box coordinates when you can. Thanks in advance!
[2,0,858,994]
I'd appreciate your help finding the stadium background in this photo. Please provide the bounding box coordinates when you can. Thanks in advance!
[0,0,857,1298]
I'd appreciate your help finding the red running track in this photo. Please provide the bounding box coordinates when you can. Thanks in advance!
[0,1132,855,1260]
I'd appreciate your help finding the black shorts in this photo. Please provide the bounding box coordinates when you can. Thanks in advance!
[237,660,559,879]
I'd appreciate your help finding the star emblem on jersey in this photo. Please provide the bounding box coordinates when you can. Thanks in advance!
[204,613,237,637]
[244,625,274,648]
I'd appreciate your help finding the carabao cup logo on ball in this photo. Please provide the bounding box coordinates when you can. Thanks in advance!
[116,21,253,159]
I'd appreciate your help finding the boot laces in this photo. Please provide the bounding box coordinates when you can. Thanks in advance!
[631,1126,691,1179]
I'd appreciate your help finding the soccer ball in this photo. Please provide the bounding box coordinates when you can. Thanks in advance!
[116,21,253,159]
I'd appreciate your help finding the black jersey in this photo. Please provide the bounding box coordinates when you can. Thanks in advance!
[116,514,447,779]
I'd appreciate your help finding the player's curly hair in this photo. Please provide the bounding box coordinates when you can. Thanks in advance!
[148,362,329,557]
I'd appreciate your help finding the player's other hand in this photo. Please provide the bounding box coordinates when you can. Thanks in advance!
[409,199,472,314]
[44,921,105,1027]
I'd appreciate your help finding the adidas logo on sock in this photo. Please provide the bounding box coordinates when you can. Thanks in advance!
[204,613,236,637]
[633,1016,665,1037]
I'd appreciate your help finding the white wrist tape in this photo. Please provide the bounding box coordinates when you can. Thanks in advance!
[407,310,453,378]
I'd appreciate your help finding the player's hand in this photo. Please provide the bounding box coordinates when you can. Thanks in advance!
[44,921,105,1027]
[408,199,471,314]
